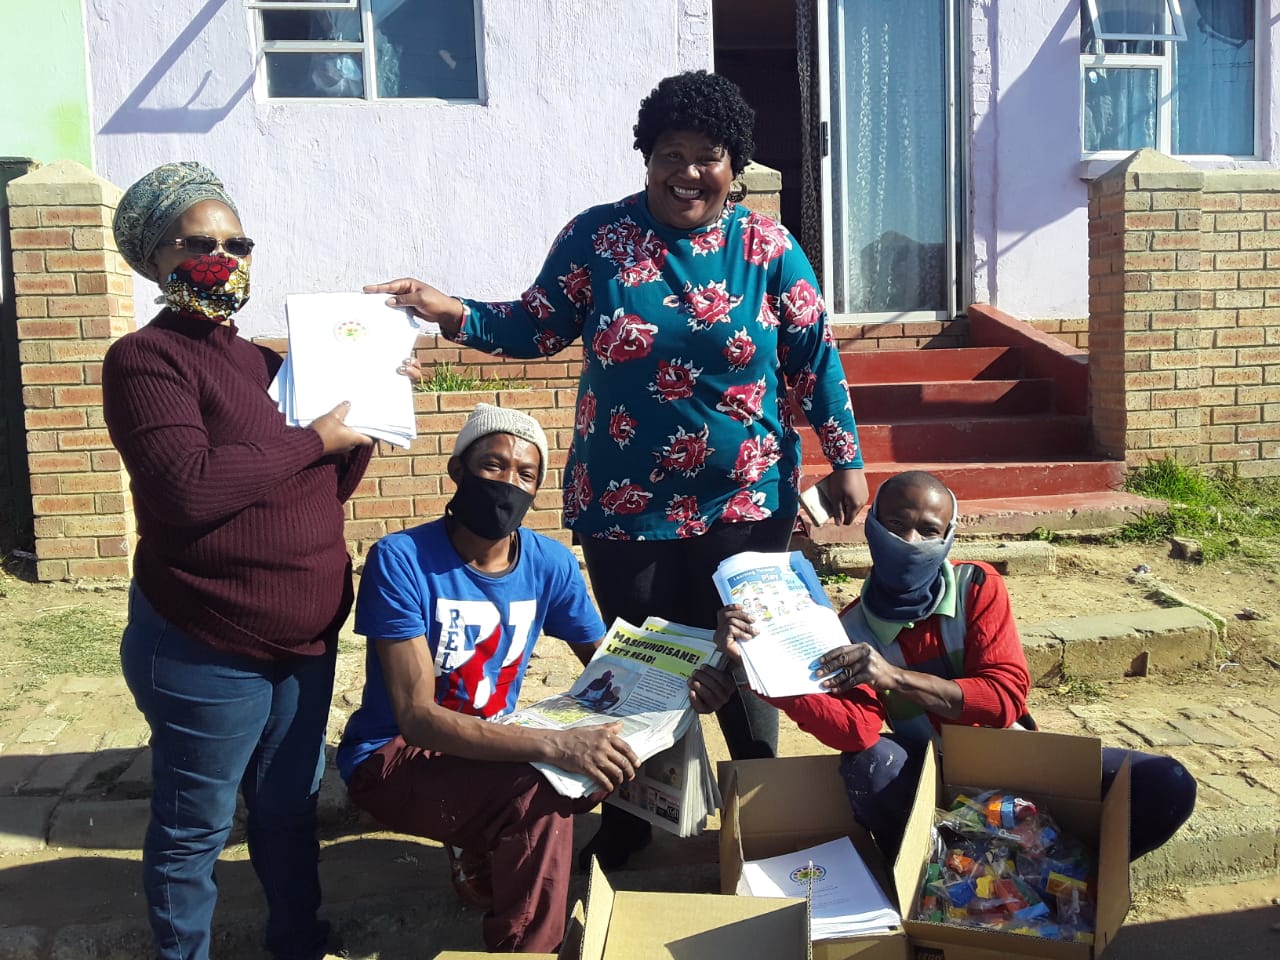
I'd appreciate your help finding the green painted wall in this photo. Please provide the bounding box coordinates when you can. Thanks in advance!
[0,0,92,167]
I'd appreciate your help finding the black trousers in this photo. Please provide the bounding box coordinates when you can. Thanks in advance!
[579,513,797,761]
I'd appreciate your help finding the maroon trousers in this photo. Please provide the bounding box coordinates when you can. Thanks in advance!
[347,737,594,953]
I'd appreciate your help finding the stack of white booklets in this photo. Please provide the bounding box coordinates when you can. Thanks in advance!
[712,551,847,697]
[738,836,900,940]
[501,616,721,837]
[271,292,433,448]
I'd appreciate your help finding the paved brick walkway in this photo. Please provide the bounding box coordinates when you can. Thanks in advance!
[1,632,1277,957]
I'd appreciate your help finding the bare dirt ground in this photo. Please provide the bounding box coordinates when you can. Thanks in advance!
[1,538,1278,956]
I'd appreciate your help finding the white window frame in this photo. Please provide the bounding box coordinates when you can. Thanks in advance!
[1083,0,1187,43]
[1079,0,1259,162]
[247,0,486,104]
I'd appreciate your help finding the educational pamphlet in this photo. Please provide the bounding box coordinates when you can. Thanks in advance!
[501,617,722,836]
[712,551,848,697]
[739,836,900,940]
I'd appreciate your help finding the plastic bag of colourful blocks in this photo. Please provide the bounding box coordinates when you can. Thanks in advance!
[914,788,1097,943]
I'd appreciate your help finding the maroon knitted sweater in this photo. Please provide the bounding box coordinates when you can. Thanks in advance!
[103,310,372,660]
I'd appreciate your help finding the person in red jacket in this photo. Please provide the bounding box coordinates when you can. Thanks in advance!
[716,470,1196,862]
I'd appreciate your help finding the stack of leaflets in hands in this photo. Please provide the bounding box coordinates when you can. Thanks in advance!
[270,292,434,448]
[713,551,848,698]
[739,836,901,940]
[501,617,721,836]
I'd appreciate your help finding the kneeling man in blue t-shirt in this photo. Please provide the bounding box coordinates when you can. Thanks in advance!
[337,403,732,954]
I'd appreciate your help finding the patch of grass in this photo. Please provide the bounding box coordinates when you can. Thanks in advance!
[415,361,525,393]
[1052,671,1105,703]
[817,571,852,585]
[0,605,126,714]
[1118,458,1280,562]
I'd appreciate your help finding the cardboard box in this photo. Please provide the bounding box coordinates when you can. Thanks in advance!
[720,727,1131,960]
[900,725,1131,960]
[720,754,910,960]
[580,856,810,959]
[434,859,810,960]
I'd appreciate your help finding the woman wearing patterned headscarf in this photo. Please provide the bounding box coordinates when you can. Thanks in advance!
[103,162,398,960]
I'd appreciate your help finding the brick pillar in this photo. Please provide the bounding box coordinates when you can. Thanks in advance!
[741,162,782,221]
[7,160,135,581]
[1088,149,1205,465]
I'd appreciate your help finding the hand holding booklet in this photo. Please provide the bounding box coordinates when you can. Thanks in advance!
[712,551,848,698]
[500,617,722,837]
[270,292,436,448]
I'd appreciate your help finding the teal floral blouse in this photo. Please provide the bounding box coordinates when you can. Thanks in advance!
[454,193,862,541]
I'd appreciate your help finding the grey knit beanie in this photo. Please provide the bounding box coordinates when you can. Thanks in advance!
[452,403,549,485]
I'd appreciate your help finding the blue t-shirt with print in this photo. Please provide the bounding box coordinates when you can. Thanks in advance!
[336,518,604,781]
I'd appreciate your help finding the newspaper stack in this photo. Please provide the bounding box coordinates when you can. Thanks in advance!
[712,551,848,698]
[270,292,435,448]
[738,836,900,940]
[501,617,722,837]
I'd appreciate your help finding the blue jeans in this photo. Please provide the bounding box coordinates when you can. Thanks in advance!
[839,733,1197,863]
[121,584,335,960]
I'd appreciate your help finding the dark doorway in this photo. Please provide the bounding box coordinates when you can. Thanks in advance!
[713,0,803,236]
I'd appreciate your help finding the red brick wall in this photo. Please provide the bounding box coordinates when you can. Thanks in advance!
[7,162,136,581]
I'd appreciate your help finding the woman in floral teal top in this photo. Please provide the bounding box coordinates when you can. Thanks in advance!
[370,70,868,868]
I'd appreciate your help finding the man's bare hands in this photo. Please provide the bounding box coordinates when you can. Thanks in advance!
[552,722,638,792]
[814,643,900,694]
[365,278,465,338]
[310,401,372,455]
[687,664,734,714]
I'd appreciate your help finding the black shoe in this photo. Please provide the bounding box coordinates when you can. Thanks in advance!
[577,813,653,871]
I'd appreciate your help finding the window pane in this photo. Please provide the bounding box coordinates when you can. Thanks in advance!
[1171,0,1254,155]
[372,0,480,100]
[1083,66,1159,152]
[827,0,949,313]
[262,7,362,42]
[265,51,365,98]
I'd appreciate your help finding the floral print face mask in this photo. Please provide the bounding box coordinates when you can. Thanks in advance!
[161,254,251,322]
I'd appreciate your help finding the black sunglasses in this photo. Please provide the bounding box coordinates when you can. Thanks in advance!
[161,235,256,258]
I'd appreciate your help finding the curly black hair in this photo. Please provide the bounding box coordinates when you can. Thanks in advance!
[633,71,755,176]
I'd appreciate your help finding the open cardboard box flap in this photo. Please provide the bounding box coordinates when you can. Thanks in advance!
[900,726,1131,960]
[581,856,810,959]
[719,757,909,960]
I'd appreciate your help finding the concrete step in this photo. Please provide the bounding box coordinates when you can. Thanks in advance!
[842,345,1024,384]
[801,459,1129,502]
[849,378,1056,421]
[800,415,1092,463]
[800,490,1167,543]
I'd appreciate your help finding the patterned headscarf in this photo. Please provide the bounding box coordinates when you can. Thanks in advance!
[112,162,239,281]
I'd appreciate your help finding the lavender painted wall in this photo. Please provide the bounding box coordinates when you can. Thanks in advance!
[86,0,711,337]
[970,0,1280,321]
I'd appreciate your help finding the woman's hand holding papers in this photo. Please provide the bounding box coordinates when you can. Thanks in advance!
[310,400,373,454]
[551,721,639,793]
[365,278,466,338]
[686,664,735,714]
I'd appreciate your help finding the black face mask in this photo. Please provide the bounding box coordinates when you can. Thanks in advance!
[448,472,535,540]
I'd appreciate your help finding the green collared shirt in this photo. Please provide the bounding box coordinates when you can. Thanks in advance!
[858,561,958,646]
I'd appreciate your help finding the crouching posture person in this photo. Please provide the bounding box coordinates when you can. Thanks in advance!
[717,470,1196,863]
[337,404,732,952]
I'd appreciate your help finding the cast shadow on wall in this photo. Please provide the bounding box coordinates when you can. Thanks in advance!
[99,0,252,136]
